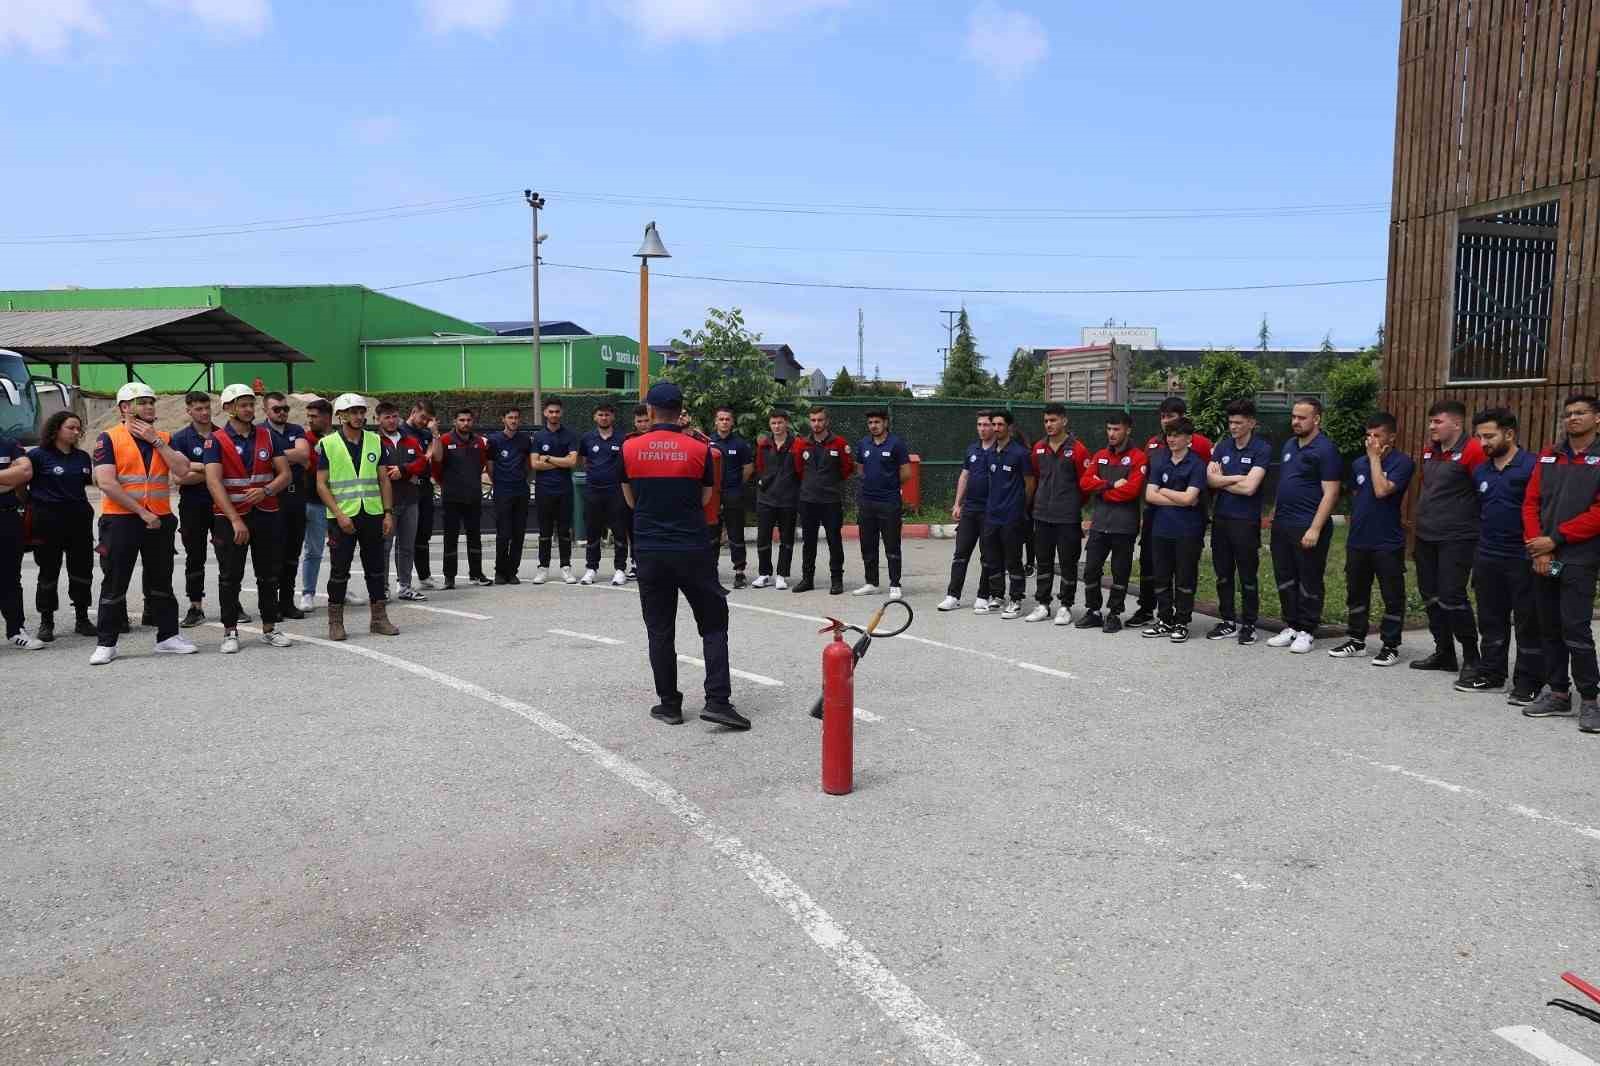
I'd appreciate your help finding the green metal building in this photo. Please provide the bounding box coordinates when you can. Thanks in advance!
[0,285,658,394]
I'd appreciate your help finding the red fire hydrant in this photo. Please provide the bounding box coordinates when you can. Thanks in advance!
[821,626,855,795]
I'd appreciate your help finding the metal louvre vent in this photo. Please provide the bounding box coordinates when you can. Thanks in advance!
[1449,201,1558,383]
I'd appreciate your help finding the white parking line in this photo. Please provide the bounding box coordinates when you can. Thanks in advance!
[854,707,884,723]
[548,628,625,646]
[1494,1024,1600,1065]
[678,655,784,687]
[397,604,492,621]
[228,625,984,1066]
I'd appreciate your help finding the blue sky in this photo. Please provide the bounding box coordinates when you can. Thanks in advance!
[2,0,1399,384]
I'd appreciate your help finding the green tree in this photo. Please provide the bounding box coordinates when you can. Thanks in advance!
[1003,347,1045,399]
[1322,348,1382,456]
[937,309,1001,398]
[1184,349,1262,440]
[831,366,858,397]
[661,307,797,439]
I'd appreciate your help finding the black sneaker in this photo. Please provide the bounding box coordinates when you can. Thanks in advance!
[1506,688,1539,707]
[733,572,748,590]
[493,574,509,585]
[1327,638,1367,659]
[443,579,457,590]
[1522,691,1575,718]
[36,616,54,643]
[506,575,521,585]
[237,609,253,624]
[73,614,96,637]
[1075,610,1104,630]
[791,576,815,593]
[1102,614,1123,634]
[1371,646,1400,667]
[1581,699,1600,734]
[278,601,306,620]
[1141,621,1173,638]
[471,575,494,587]
[829,578,844,595]
[1237,625,1257,646]
[1409,650,1459,672]
[1169,624,1189,643]
[650,703,685,725]
[180,605,205,629]
[700,702,751,730]
[1455,673,1504,693]
[1126,608,1155,628]
[1206,621,1237,640]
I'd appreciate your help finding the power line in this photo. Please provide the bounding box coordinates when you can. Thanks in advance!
[566,236,1382,263]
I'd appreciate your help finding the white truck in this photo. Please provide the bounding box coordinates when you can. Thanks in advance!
[0,348,83,445]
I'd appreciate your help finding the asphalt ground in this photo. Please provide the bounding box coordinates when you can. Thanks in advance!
[4,537,1600,1065]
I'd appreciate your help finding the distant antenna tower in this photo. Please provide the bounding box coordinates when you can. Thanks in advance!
[857,308,864,378]
[873,363,880,382]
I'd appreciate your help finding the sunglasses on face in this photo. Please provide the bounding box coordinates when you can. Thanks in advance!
[269,405,288,413]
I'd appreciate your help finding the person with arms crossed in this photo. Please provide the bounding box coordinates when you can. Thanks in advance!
[1410,399,1487,681]
[1076,411,1148,633]
[852,408,911,601]
[1266,397,1342,654]
[530,397,579,584]
[376,401,430,601]
[485,406,533,584]
[709,406,754,589]
[315,394,398,641]
[622,383,748,731]
[984,410,1036,619]
[1520,393,1600,732]
[1206,399,1273,644]
[1328,412,1414,666]
[262,391,311,620]
[426,407,493,590]
[26,411,97,642]
[1025,403,1091,624]
[170,391,233,628]
[792,407,854,595]
[937,412,997,613]
[1140,417,1207,642]
[752,409,800,590]
[1130,397,1213,629]
[578,401,630,587]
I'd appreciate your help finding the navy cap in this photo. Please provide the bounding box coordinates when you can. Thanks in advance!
[645,382,684,407]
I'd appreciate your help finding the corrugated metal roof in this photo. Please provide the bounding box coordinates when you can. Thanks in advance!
[0,307,211,347]
[0,307,310,364]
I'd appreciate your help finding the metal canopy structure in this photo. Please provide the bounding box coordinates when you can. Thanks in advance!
[0,306,312,387]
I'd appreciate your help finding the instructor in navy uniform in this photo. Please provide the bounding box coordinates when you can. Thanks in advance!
[622,383,750,731]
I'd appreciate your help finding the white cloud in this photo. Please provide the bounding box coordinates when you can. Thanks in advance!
[152,0,271,36]
[351,115,404,146]
[607,0,849,43]
[0,0,106,56]
[418,0,513,34]
[964,2,1049,81]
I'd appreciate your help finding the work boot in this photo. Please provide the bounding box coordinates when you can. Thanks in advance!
[791,574,815,593]
[829,576,844,595]
[36,612,54,643]
[278,599,306,621]
[368,601,399,637]
[327,603,347,642]
[1409,649,1459,672]
[74,610,96,637]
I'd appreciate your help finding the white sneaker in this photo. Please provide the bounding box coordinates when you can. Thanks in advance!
[418,577,441,591]
[1290,631,1315,654]
[561,566,578,585]
[298,592,317,612]
[531,568,548,585]
[220,632,241,655]
[1024,605,1051,623]
[259,629,293,648]
[346,588,367,606]
[1266,626,1298,648]
[397,586,426,601]
[851,584,879,596]
[973,597,991,614]
[611,571,627,587]
[888,586,903,601]
[89,645,117,666]
[9,630,44,650]
[774,576,788,590]
[154,635,198,655]
[1000,600,1024,620]
[1054,606,1072,626]
[937,595,961,611]
[751,574,773,589]
[580,569,597,586]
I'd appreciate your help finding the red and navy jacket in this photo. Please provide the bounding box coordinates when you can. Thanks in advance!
[1082,444,1149,536]
[1145,431,1213,464]
[432,430,489,505]
[622,425,716,552]
[204,424,281,516]
[1030,435,1094,526]
[1523,436,1600,565]
[1416,433,1488,542]
[382,427,430,501]
[755,433,801,509]
[794,433,855,505]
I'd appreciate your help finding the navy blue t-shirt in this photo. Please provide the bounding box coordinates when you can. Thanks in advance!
[485,429,533,489]
[621,425,716,551]
[265,420,310,494]
[856,433,910,504]
[579,429,626,491]
[984,438,1032,527]
[0,437,24,511]
[710,433,753,493]
[1274,432,1342,528]
[1210,433,1275,521]
[531,425,578,496]
[1474,448,1536,560]
[1148,448,1208,539]
[169,423,217,507]
[25,445,92,505]
[1348,450,1415,551]
[961,441,994,509]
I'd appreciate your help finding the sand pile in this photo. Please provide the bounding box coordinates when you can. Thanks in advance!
[88,392,333,435]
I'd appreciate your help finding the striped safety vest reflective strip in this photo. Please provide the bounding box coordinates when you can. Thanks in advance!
[320,431,384,517]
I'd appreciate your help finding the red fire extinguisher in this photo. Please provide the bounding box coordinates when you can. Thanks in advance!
[812,600,913,796]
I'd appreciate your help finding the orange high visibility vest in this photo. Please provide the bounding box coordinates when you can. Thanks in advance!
[102,423,172,517]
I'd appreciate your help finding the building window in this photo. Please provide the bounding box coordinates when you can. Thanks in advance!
[1449,200,1558,382]
[605,368,626,390]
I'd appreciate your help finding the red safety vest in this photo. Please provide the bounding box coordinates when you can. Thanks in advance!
[210,425,279,515]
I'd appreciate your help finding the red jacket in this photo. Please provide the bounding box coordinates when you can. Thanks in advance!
[1146,431,1213,464]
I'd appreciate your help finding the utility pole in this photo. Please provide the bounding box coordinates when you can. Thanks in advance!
[524,190,547,415]
[939,347,950,372]
[939,309,960,356]
[857,308,864,378]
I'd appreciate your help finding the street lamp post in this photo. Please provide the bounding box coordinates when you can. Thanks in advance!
[634,221,670,399]
[524,190,548,414]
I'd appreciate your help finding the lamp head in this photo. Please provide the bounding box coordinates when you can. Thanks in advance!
[634,221,670,260]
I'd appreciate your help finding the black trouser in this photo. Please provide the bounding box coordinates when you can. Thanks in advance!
[441,499,484,581]
[493,492,529,579]
[945,510,992,601]
[0,507,23,637]
[980,519,1026,603]
[1535,563,1599,697]
[1081,530,1135,615]
[1022,518,1036,570]
[1136,509,1159,612]
[536,492,574,568]
[178,497,213,604]
[95,513,180,647]
[212,509,282,629]
[636,549,731,708]
[1415,537,1480,660]
[712,491,748,572]
[756,503,797,578]
[1345,545,1407,648]
[799,500,844,580]
[1474,554,1543,689]
[414,486,434,581]
[1151,535,1203,625]
[1211,517,1261,626]
[585,488,630,572]
[31,500,94,617]
[328,510,387,606]
[275,491,307,610]
[1270,523,1334,633]
[858,498,902,587]
[1033,519,1082,608]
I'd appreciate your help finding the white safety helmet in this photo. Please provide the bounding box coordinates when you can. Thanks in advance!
[332,392,368,414]
[219,383,256,406]
[116,382,156,404]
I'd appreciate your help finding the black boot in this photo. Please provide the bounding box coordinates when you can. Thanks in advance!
[829,575,845,595]
[278,598,306,620]
[36,612,54,643]
[791,574,815,593]
[74,610,96,637]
